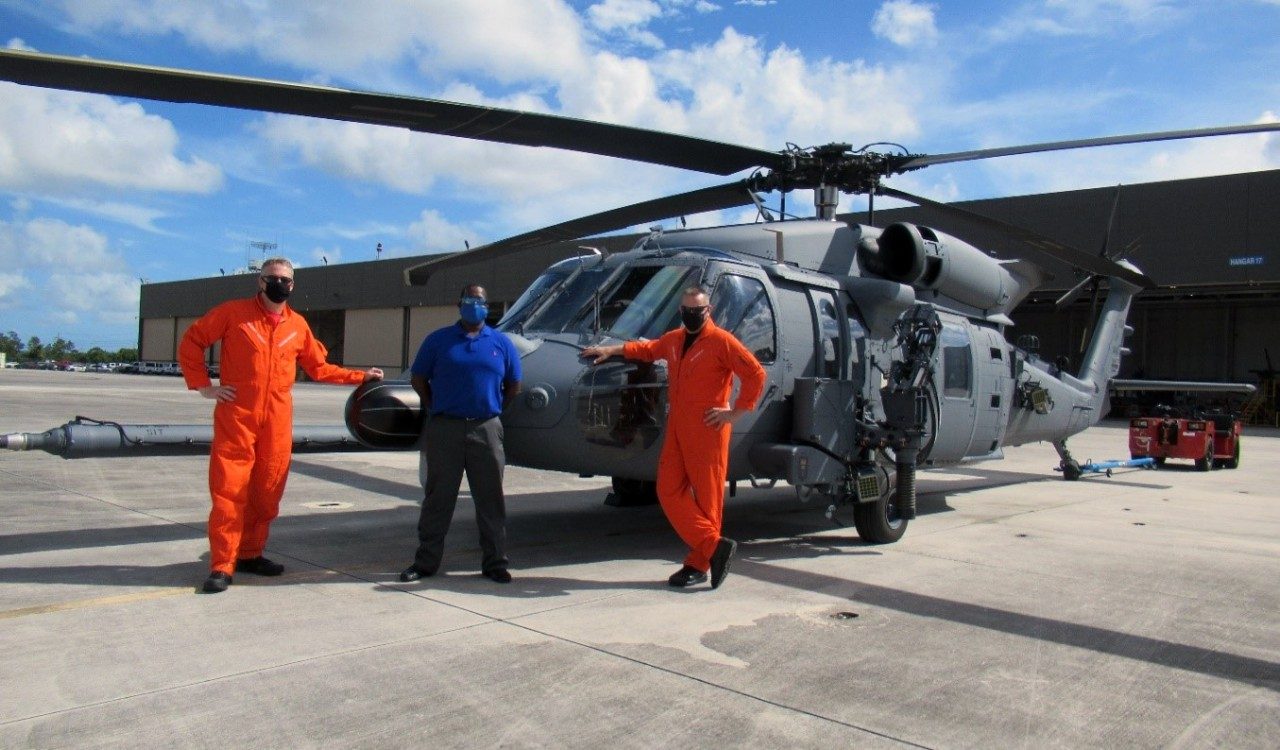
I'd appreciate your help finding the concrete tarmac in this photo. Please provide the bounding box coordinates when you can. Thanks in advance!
[1,369,1277,748]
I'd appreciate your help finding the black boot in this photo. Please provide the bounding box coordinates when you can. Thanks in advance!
[667,565,707,588]
[202,571,232,593]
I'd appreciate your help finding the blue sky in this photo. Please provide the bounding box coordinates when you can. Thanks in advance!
[1,0,1277,351]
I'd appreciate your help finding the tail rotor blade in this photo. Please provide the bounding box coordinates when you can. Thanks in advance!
[1054,274,1097,310]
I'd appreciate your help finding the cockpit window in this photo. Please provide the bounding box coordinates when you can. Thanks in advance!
[510,263,614,334]
[711,274,776,363]
[502,261,698,338]
[499,268,571,331]
[602,265,697,340]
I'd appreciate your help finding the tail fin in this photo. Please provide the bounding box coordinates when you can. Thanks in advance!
[1075,260,1143,398]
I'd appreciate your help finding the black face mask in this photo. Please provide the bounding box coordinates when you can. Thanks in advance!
[680,306,708,331]
[263,278,292,303]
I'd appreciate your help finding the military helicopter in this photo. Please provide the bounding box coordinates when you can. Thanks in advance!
[2,49,1277,545]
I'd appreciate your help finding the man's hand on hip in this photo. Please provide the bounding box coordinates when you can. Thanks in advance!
[199,385,237,402]
[703,407,746,427]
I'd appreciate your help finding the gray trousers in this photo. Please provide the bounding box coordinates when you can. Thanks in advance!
[414,415,508,574]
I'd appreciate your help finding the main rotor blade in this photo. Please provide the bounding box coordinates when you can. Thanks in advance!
[897,122,1280,171]
[877,185,1154,288]
[405,180,756,285]
[0,49,785,176]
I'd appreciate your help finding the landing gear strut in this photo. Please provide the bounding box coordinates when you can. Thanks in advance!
[1054,440,1083,481]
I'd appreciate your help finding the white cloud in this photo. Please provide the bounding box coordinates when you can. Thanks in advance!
[13,217,119,270]
[651,28,923,148]
[589,0,663,31]
[694,1,720,11]
[42,197,173,234]
[0,271,32,308]
[0,83,222,195]
[53,0,591,86]
[407,209,481,254]
[47,271,141,323]
[872,1,939,47]
[0,217,140,325]
[734,1,775,6]
[988,0,1184,41]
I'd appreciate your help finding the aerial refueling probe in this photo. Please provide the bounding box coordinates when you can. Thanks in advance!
[1,416,365,458]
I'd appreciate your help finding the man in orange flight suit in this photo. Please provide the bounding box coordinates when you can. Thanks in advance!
[179,258,383,593]
[583,286,766,589]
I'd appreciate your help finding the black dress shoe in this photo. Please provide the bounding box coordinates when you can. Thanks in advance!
[235,556,284,576]
[398,565,435,582]
[667,565,707,588]
[202,571,232,593]
[483,568,512,584]
[709,538,738,589]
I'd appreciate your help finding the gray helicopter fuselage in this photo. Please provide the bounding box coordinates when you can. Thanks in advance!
[488,217,1137,482]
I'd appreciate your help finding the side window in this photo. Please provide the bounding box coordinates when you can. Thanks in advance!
[711,275,777,363]
[941,324,972,398]
[809,290,842,378]
[846,304,867,386]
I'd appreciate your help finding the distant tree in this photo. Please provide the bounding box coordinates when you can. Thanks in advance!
[115,347,139,362]
[84,346,109,364]
[46,336,78,361]
[25,336,43,361]
[0,331,20,360]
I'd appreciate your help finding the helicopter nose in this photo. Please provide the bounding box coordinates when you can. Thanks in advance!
[503,338,582,429]
[524,385,553,411]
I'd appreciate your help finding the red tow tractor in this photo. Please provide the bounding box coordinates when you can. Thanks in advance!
[1128,408,1242,471]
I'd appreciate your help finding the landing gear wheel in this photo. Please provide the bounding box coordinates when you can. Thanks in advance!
[853,492,907,544]
[606,477,659,507]
[1195,444,1212,472]
[1224,441,1240,470]
[1062,459,1082,481]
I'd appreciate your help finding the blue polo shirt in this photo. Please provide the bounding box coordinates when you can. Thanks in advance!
[410,323,522,419]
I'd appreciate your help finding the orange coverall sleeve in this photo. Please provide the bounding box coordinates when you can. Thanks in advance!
[296,325,367,385]
[622,331,678,363]
[178,304,230,391]
[724,334,767,411]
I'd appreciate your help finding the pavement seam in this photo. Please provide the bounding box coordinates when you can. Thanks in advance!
[498,618,936,748]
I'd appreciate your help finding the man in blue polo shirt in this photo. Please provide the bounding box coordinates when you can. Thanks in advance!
[398,284,522,584]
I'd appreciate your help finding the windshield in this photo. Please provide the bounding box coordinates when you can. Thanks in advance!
[504,261,698,338]
[601,265,697,340]
[498,267,571,331]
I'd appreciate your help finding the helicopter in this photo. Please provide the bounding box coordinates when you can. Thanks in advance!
[2,49,1278,546]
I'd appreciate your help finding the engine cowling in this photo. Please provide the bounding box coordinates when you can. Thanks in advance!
[858,222,1040,313]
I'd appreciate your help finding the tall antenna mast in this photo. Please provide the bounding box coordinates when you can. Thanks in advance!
[248,240,278,272]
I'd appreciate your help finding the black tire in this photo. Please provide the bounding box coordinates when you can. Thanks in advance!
[606,477,658,507]
[1195,444,1212,472]
[1154,457,1166,467]
[1225,441,1240,470]
[1062,459,1082,481]
[853,493,907,544]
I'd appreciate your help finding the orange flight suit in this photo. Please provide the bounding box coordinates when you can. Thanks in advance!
[624,319,766,572]
[179,297,367,575]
